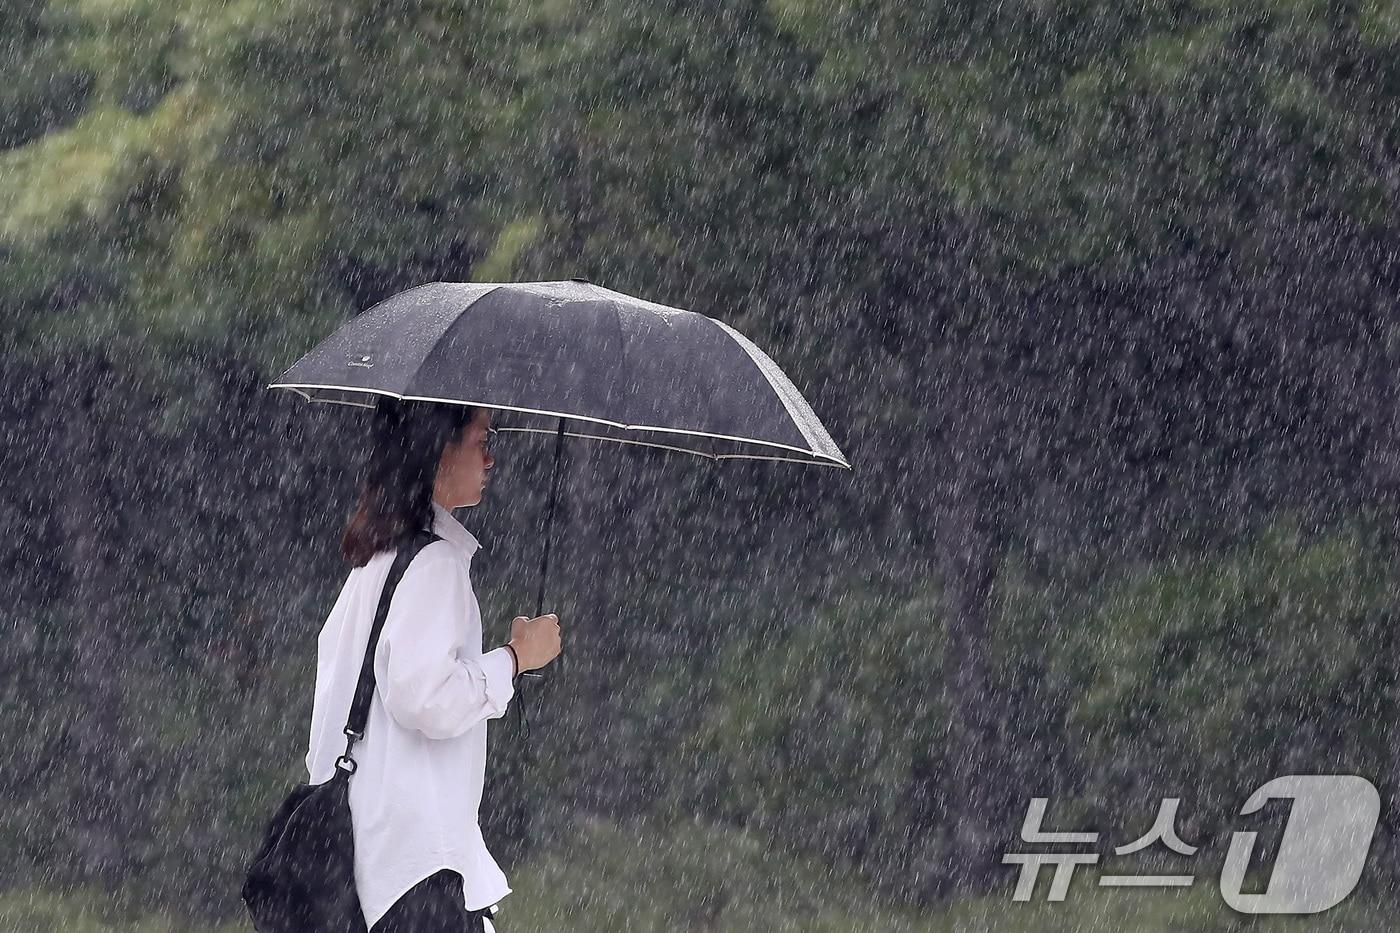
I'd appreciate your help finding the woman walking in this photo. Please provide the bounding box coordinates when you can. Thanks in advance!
[303,398,562,932]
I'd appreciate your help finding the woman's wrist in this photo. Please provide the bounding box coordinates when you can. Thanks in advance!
[504,642,520,677]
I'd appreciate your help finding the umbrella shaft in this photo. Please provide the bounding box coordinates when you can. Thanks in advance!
[535,418,566,619]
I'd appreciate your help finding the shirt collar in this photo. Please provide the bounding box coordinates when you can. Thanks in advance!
[430,500,485,555]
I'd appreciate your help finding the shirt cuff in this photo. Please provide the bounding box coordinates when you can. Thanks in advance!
[480,646,517,718]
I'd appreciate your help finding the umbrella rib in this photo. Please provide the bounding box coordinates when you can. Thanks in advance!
[705,316,844,463]
[485,426,851,466]
[266,382,852,468]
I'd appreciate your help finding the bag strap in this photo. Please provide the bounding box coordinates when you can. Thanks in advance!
[334,529,441,773]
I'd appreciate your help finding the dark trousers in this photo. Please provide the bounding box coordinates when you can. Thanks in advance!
[371,869,496,933]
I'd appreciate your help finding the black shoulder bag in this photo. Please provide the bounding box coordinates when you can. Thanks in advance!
[242,530,442,933]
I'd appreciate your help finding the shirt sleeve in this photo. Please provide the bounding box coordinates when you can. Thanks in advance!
[376,544,515,739]
[480,646,516,720]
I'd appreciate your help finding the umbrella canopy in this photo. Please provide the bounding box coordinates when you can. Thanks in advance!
[269,279,849,469]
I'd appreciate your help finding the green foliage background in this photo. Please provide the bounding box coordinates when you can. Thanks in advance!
[3,0,1398,927]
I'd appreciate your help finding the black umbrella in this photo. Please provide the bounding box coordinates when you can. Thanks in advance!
[269,279,850,730]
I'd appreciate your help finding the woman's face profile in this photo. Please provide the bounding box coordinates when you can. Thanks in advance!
[433,409,495,509]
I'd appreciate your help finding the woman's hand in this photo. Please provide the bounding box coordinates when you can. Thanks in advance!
[509,613,561,672]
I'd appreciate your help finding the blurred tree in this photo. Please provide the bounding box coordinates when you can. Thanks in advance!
[763,0,1400,274]
[499,0,1400,896]
[1048,517,1397,854]
[0,0,558,889]
[0,0,93,149]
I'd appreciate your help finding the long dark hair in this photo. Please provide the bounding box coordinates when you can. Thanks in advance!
[341,397,478,567]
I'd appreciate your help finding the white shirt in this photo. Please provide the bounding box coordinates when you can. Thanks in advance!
[305,501,517,929]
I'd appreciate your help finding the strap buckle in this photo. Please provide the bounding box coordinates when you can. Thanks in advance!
[337,727,363,773]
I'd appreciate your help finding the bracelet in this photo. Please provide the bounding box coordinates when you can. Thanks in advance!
[504,643,520,678]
